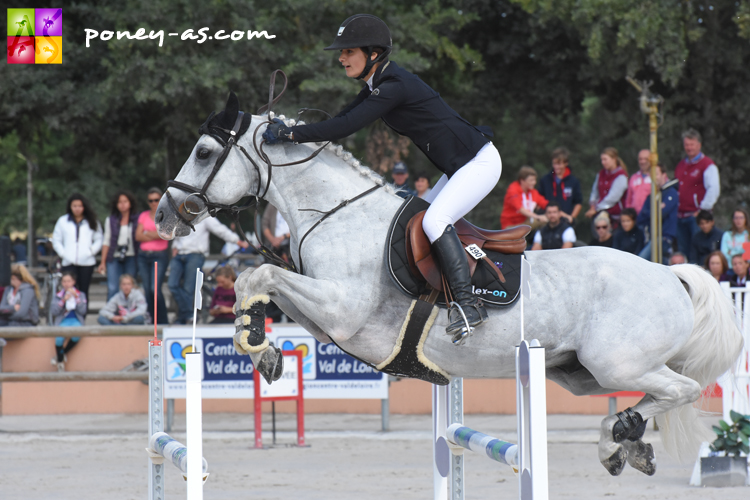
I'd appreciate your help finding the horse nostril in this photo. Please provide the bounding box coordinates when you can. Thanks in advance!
[155,210,164,224]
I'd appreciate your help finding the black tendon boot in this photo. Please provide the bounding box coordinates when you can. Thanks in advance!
[431,225,489,343]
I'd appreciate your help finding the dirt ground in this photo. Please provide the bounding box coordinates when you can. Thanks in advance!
[0,413,747,499]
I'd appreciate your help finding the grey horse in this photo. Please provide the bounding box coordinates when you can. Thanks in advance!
[156,105,743,477]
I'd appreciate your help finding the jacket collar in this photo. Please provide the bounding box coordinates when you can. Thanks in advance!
[372,60,393,89]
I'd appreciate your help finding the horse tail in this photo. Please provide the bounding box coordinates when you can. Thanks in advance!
[659,264,744,460]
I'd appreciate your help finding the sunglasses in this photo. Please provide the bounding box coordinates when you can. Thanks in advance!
[148,198,160,203]
[595,225,608,230]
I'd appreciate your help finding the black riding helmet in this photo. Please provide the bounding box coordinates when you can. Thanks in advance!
[324,14,392,80]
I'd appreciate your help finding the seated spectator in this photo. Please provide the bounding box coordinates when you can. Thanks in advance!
[729,255,750,287]
[637,163,678,263]
[589,212,613,248]
[209,267,237,324]
[414,172,432,199]
[500,166,548,229]
[585,147,628,227]
[720,208,750,263]
[706,250,729,282]
[612,208,644,255]
[690,210,723,266]
[49,270,87,365]
[531,202,576,250]
[668,252,687,265]
[0,264,40,327]
[537,147,583,224]
[98,274,147,325]
[11,238,27,265]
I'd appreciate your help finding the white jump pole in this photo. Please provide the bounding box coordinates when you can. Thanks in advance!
[186,270,205,500]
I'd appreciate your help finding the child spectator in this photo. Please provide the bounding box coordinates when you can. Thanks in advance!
[612,208,644,255]
[209,267,237,324]
[49,270,87,365]
[720,208,750,263]
[97,274,147,325]
[0,264,40,327]
[500,166,548,229]
[589,212,614,248]
[729,254,750,287]
[585,147,628,227]
[537,147,583,224]
[690,210,723,266]
[706,250,729,282]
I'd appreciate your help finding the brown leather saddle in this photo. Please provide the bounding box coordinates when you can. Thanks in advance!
[405,210,530,293]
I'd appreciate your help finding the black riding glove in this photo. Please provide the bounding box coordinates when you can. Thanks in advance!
[262,118,294,145]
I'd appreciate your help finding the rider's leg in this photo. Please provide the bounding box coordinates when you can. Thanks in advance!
[422,143,502,336]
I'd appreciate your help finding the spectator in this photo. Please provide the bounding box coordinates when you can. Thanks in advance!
[706,250,729,282]
[209,267,237,324]
[261,203,292,265]
[49,270,86,365]
[51,193,103,311]
[720,208,750,263]
[669,252,687,265]
[675,128,720,255]
[589,212,614,247]
[414,172,432,199]
[729,254,750,287]
[136,188,169,324]
[625,149,653,213]
[585,147,628,227]
[170,218,248,325]
[98,274,147,325]
[11,238,27,265]
[531,202,576,250]
[537,147,583,224]
[391,162,416,199]
[500,166,548,229]
[613,208,644,255]
[0,264,40,327]
[637,163,679,263]
[98,190,139,300]
[690,210,723,266]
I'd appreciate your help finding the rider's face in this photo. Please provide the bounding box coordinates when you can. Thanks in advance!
[339,48,374,78]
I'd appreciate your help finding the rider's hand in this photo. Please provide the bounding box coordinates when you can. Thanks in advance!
[262,118,294,145]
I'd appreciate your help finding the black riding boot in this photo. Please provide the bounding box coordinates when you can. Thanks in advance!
[431,225,488,341]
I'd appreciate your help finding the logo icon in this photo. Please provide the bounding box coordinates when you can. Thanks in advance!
[7,8,62,64]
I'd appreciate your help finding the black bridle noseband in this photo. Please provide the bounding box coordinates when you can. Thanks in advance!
[164,70,383,275]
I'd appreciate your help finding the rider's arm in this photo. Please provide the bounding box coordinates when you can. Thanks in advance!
[334,86,370,118]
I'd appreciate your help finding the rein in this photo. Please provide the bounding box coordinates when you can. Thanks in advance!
[165,70,384,275]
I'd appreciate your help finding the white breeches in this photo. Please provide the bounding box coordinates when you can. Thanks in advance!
[422,143,502,243]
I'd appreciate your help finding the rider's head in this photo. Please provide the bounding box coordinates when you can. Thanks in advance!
[325,14,392,81]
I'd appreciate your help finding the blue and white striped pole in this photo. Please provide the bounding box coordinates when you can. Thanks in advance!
[446,424,519,472]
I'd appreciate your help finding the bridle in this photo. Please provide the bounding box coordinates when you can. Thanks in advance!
[163,70,383,275]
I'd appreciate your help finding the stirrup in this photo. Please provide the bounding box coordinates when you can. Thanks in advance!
[447,301,473,346]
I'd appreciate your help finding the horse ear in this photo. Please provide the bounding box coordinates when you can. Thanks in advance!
[223,92,240,127]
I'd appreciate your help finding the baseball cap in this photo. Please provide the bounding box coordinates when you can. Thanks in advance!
[392,162,408,174]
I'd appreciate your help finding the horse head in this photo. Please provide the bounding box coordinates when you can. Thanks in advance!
[155,92,261,240]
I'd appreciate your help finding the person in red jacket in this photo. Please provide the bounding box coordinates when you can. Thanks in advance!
[585,147,628,227]
[501,166,548,229]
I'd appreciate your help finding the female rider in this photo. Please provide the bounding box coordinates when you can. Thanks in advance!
[263,14,502,337]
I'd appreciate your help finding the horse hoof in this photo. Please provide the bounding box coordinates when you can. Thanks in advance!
[625,440,656,476]
[257,345,284,384]
[602,445,627,476]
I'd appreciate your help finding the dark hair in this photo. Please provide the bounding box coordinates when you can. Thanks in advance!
[545,201,561,211]
[61,270,77,281]
[110,190,137,217]
[414,172,430,183]
[551,147,570,162]
[147,187,163,198]
[732,208,750,234]
[66,193,99,231]
[620,208,637,221]
[705,250,728,274]
[696,210,714,223]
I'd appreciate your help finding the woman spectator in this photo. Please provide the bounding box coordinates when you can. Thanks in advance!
[706,250,730,282]
[589,211,614,248]
[720,208,750,263]
[136,188,169,324]
[0,264,40,327]
[585,147,628,227]
[500,166,548,229]
[209,267,237,324]
[51,193,103,310]
[97,274,148,325]
[50,270,87,365]
[98,191,139,300]
[414,172,432,199]
[612,208,644,255]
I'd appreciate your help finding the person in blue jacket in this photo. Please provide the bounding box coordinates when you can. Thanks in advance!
[263,14,501,339]
[637,163,678,263]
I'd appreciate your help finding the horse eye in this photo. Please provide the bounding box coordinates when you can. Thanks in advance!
[197,148,210,160]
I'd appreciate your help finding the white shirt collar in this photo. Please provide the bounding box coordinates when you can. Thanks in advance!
[366,74,374,91]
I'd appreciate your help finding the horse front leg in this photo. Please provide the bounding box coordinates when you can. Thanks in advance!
[232,264,366,383]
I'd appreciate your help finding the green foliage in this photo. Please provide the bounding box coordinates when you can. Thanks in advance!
[710,410,750,457]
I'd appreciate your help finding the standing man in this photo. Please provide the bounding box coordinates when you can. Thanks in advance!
[625,149,653,214]
[537,147,583,225]
[391,161,416,199]
[531,202,577,250]
[169,218,248,324]
[674,128,720,256]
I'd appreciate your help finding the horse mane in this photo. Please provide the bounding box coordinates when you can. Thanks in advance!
[274,114,398,197]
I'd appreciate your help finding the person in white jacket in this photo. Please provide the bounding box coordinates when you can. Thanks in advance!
[52,193,103,310]
[169,217,248,324]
